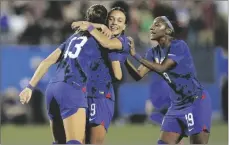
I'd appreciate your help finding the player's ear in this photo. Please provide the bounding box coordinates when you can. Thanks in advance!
[166,28,172,35]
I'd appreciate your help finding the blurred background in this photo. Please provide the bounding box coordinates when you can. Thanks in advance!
[1,0,228,144]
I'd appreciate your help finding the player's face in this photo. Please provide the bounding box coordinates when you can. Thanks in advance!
[108,10,126,36]
[150,18,167,40]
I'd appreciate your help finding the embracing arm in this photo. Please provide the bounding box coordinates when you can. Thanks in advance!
[125,59,149,81]
[89,27,123,50]
[72,21,122,50]
[72,21,105,30]
[29,48,62,87]
[73,22,123,50]
[133,54,176,73]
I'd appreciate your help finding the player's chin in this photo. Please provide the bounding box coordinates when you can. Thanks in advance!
[150,37,157,40]
[150,34,157,40]
[112,31,121,36]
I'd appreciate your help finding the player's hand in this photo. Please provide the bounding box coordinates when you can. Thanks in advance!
[127,36,136,56]
[101,25,112,38]
[71,21,90,30]
[19,88,32,104]
[78,23,90,31]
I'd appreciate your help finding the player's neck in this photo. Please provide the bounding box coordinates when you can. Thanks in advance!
[159,36,173,48]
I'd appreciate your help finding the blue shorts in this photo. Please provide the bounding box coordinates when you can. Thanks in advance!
[86,97,114,131]
[45,82,87,120]
[150,108,168,125]
[161,91,212,137]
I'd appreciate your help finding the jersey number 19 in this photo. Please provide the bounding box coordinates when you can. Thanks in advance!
[64,36,88,59]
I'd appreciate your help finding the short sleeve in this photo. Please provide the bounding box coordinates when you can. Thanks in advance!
[167,41,186,64]
[58,41,66,52]
[117,35,130,52]
[109,52,120,61]
[144,48,154,61]
[109,51,129,63]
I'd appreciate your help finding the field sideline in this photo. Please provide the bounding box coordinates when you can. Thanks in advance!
[1,122,228,144]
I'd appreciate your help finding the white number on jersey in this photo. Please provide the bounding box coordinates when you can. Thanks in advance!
[162,72,172,83]
[185,113,195,127]
[90,103,96,117]
[64,36,88,59]
[154,57,172,83]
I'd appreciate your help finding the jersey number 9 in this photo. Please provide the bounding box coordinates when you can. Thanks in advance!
[90,103,96,117]
[64,36,88,59]
[162,72,172,83]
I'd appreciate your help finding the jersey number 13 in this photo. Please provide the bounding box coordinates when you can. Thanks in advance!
[64,36,88,59]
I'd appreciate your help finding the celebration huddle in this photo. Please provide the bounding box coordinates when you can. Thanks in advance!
[19,4,212,144]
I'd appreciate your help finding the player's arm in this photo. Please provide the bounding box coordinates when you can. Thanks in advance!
[131,41,185,73]
[29,48,62,87]
[89,28,123,50]
[111,61,122,80]
[77,24,123,50]
[19,47,63,104]
[125,59,149,81]
[72,21,104,29]
[72,21,113,44]
[108,52,123,80]
[133,55,176,73]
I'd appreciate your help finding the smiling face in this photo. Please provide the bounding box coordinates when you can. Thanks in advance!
[107,10,126,36]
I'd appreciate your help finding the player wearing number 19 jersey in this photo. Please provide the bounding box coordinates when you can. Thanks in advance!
[126,16,212,144]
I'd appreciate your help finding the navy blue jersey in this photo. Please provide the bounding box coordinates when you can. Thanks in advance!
[50,33,99,89]
[87,34,130,100]
[108,35,130,63]
[145,40,204,109]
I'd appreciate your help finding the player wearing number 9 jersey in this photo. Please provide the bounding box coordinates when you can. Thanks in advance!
[19,4,109,144]
[72,7,130,144]
[125,16,212,144]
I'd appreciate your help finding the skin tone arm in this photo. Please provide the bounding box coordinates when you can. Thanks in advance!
[134,56,176,73]
[73,22,123,50]
[111,61,122,80]
[19,48,62,104]
[29,49,62,87]
[128,37,176,73]
[72,21,112,38]
[124,37,150,81]
[125,59,150,81]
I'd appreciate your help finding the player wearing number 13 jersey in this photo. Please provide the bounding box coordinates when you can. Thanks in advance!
[125,16,212,144]
[19,4,109,145]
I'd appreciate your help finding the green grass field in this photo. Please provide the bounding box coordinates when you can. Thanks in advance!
[1,121,228,144]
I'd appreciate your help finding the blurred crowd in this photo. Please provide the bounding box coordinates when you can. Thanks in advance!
[0,0,228,52]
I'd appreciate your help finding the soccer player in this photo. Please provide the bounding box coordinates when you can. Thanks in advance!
[72,7,130,144]
[125,16,212,144]
[19,4,108,144]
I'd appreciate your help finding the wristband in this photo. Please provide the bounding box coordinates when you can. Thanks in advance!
[87,25,95,32]
[134,53,142,61]
[27,84,35,91]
